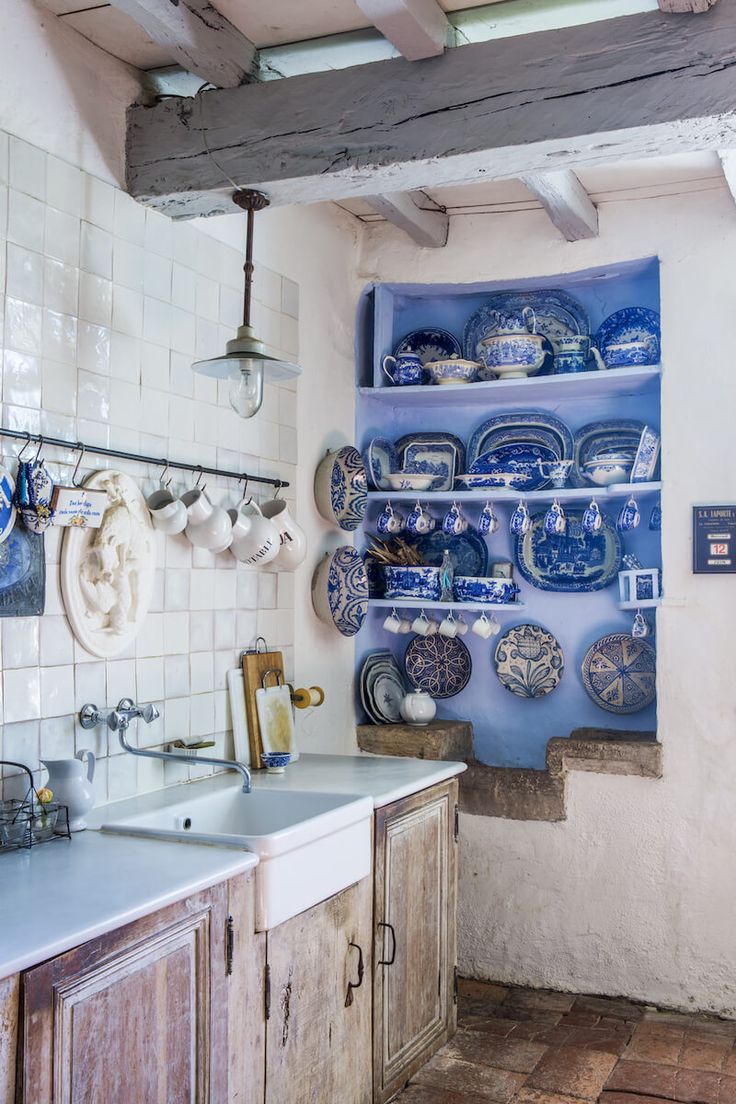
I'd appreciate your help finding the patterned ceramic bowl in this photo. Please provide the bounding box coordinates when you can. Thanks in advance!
[311,546,369,636]
[582,456,633,486]
[261,752,292,774]
[383,565,442,601]
[453,577,519,604]
[314,446,368,531]
[426,358,479,385]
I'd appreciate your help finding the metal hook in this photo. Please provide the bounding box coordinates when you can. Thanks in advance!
[239,476,250,504]
[17,432,33,462]
[72,443,85,487]
[159,460,171,488]
[33,435,44,464]
[272,480,283,500]
[194,466,206,493]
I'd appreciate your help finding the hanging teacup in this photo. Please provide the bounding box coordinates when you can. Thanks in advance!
[442,502,468,536]
[509,500,531,536]
[478,502,499,537]
[617,496,640,533]
[376,501,403,536]
[631,610,651,638]
[543,499,566,536]
[581,499,603,534]
[649,503,662,531]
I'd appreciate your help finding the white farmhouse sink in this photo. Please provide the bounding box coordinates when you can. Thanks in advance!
[99,786,373,930]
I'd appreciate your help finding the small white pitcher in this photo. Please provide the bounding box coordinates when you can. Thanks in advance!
[41,749,96,832]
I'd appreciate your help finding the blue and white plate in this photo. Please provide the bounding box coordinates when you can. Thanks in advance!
[630,425,661,483]
[515,509,622,592]
[313,446,367,531]
[468,412,574,471]
[311,546,368,636]
[470,443,558,490]
[463,290,589,361]
[394,328,462,365]
[363,437,399,491]
[413,529,489,577]
[572,420,645,486]
[404,634,472,699]
[581,632,656,714]
[494,624,564,699]
[596,307,660,354]
[395,433,466,490]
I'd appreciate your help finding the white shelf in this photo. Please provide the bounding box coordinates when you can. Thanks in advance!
[618,598,662,610]
[366,481,662,504]
[359,365,661,406]
[369,599,526,613]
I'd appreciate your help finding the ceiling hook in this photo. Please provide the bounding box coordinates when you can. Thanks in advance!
[72,443,85,487]
[17,432,33,463]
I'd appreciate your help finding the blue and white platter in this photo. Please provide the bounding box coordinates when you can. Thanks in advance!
[394,328,462,365]
[412,529,489,577]
[596,308,660,355]
[572,420,645,486]
[630,425,661,483]
[515,509,623,592]
[404,634,472,699]
[470,442,558,490]
[311,546,368,636]
[468,412,574,471]
[463,290,589,361]
[314,446,367,531]
[494,623,564,699]
[581,632,656,714]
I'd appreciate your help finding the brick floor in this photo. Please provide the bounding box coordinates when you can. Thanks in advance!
[392,980,736,1104]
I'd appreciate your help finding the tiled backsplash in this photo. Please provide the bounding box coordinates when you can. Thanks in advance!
[0,131,299,805]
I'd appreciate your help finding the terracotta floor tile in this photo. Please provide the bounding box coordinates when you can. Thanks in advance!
[717,1074,736,1104]
[720,1049,736,1078]
[600,1093,676,1104]
[605,1058,677,1098]
[691,1019,736,1040]
[572,997,644,1021]
[525,1045,617,1099]
[673,1067,721,1104]
[513,1089,584,1104]
[444,1031,549,1074]
[460,980,512,1005]
[496,1009,564,1026]
[560,1012,602,1028]
[413,1054,526,1102]
[510,1026,574,1047]
[461,1015,521,1038]
[679,1038,731,1072]
[398,1084,496,1104]
[624,1027,683,1065]
[506,990,577,1014]
[563,1027,632,1056]
[643,1010,695,1028]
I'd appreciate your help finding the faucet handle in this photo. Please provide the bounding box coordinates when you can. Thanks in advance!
[79,704,106,730]
[140,703,160,724]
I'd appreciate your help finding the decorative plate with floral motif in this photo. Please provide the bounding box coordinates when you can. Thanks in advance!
[494,623,564,699]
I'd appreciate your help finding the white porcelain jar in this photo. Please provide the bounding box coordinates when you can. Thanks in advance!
[400,689,436,727]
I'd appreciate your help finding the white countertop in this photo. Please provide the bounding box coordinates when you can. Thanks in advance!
[0,832,258,979]
[2,753,465,980]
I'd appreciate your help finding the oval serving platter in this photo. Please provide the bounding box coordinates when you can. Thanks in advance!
[581,632,656,714]
[468,412,574,471]
[515,509,623,593]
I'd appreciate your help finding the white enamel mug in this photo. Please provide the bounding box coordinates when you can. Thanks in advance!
[261,497,307,571]
[439,614,458,638]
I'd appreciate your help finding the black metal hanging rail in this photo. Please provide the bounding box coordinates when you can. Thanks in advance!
[0,426,288,491]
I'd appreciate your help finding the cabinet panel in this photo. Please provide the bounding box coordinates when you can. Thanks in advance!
[0,974,19,1104]
[265,876,373,1104]
[20,873,262,1104]
[373,780,458,1104]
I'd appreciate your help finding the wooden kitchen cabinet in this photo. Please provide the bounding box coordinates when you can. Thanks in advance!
[265,875,373,1104]
[18,870,265,1104]
[373,780,458,1104]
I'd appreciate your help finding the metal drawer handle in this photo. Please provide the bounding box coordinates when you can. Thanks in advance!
[377,921,396,967]
[344,941,364,1007]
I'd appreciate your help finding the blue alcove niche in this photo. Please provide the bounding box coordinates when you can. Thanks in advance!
[355,258,661,769]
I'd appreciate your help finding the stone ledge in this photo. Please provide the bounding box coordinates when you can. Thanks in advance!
[357,720,473,761]
[547,730,662,779]
[459,761,566,822]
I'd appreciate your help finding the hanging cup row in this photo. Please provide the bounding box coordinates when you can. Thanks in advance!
[377,500,500,538]
[383,607,502,640]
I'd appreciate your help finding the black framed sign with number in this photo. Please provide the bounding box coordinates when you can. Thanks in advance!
[693,505,736,573]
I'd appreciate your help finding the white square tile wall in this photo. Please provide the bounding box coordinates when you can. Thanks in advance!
[0,132,300,804]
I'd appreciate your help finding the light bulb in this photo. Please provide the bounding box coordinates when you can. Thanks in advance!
[228,360,264,418]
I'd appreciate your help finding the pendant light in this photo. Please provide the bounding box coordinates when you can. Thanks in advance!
[191,189,300,417]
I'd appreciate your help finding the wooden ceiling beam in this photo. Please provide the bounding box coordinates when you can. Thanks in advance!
[521,170,598,241]
[354,0,449,60]
[364,191,449,246]
[108,0,258,87]
[126,3,736,217]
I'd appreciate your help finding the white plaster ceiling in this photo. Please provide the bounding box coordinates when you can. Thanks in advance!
[336,153,726,222]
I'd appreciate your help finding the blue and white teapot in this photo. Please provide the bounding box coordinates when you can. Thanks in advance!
[381,349,426,387]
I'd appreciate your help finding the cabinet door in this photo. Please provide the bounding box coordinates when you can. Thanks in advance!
[373,780,458,1104]
[0,974,19,1104]
[265,876,373,1104]
[20,872,264,1104]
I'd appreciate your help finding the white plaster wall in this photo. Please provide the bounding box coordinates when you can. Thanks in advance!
[359,188,736,1015]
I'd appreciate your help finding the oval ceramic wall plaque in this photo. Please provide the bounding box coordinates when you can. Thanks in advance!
[60,470,156,659]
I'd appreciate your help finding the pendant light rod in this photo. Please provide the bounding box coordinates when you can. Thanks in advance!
[232,189,269,330]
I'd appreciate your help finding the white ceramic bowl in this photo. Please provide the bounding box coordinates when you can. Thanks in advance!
[384,473,435,492]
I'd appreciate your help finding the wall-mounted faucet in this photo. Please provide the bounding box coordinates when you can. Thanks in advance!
[79,698,252,794]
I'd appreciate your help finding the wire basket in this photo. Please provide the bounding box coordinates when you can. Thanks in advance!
[0,760,71,852]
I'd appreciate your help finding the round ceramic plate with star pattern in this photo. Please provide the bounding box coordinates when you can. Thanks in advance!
[581,632,656,714]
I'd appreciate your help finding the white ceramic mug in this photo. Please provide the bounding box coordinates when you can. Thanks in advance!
[182,487,233,550]
[261,497,307,571]
[230,500,280,565]
[439,614,458,638]
[147,485,187,535]
[472,613,494,639]
[383,610,402,633]
[455,615,469,636]
[411,612,434,636]
[397,618,413,634]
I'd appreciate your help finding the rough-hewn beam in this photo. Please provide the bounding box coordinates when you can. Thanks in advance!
[658,0,718,11]
[355,0,449,59]
[109,0,257,87]
[364,190,449,246]
[127,3,736,217]
[521,170,598,241]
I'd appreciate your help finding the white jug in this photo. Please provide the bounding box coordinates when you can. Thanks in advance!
[41,749,96,832]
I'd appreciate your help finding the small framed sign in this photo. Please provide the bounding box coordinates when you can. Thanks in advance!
[693,505,736,573]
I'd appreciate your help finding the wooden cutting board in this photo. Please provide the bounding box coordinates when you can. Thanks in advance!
[241,649,284,769]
